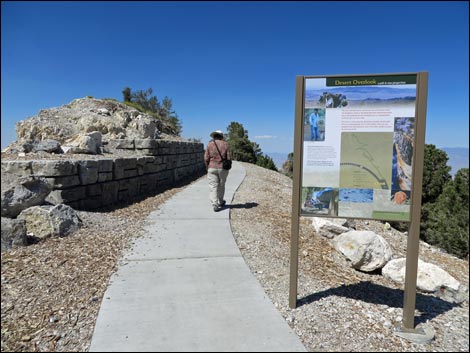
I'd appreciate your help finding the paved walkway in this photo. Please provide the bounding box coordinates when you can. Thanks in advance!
[89,162,306,352]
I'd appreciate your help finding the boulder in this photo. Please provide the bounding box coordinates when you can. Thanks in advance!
[23,139,62,153]
[17,206,51,239]
[342,218,357,230]
[1,176,52,218]
[17,204,82,239]
[382,258,468,303]
[312,217,348,239]
[62,131,102,154]
[97,108,110,115]
[1,217,27,251]
[127,115,160,139]
[333,230,392,272]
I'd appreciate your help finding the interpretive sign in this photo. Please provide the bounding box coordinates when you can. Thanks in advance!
[290,73,429,334]
[300,74,419,221]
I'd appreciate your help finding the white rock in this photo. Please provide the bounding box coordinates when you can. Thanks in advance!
[332,230,392,272]
[383,258,459,291]
[383,258,467,303]
[312,217,348,239]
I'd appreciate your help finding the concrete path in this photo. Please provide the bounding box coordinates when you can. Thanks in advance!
[89,162,306,352]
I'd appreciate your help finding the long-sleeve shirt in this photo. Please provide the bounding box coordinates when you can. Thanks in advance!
[204,140,231,169]
[309,113,319,127]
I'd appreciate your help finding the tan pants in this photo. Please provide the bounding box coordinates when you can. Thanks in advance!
[207,168,229,206]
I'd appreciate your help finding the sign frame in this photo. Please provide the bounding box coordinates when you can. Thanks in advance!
[299,73,420,221]
[289,72,428,333]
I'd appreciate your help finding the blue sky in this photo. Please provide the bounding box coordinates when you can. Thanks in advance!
[1,1,469,154]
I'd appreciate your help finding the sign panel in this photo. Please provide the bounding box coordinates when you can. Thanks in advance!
[300,74,418,221]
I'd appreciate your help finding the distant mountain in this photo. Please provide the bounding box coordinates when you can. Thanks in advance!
[441,147,469,176]
[362,96,415,102]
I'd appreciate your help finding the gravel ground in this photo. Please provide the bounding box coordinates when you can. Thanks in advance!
[1,177,201,352]
[1,162,468,352]
[231,162,469,352]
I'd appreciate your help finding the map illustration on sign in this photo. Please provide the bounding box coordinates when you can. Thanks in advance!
[339,132,393,190]
[301,75,417,221]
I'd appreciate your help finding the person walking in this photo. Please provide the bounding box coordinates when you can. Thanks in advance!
[204,130,232,212]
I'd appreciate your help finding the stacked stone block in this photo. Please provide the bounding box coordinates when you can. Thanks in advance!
[1,141,205,210]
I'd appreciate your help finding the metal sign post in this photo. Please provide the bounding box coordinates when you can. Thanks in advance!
[289,76,305,308]
[401,72,428,331]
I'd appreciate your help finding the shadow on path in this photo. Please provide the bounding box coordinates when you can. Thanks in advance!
[226,202,259,209]
[297,281,460,325]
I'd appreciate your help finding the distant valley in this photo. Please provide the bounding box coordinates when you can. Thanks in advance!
[265,152,289,170]
[442,147,469,176]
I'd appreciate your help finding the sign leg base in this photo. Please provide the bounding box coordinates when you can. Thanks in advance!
[394,323,435,344]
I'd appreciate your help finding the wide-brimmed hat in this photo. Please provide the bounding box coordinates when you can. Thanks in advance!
[210,130,224,138]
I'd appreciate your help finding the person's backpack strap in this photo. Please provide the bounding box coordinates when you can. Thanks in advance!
[212,140,225,160]
[212,140,232,170]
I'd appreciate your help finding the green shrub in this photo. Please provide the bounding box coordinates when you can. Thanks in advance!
[256,154,278,171]
[121,87,182,136]
[421,168,469,258]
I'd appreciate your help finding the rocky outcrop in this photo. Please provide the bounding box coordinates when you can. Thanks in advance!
[12,97,178,150]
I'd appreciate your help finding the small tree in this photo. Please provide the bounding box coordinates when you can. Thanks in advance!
[122,87,132,102]
[422,144,452,204]
[417,144,453,239]
[121,87,182,136]
[160,96,182,135]
[226,122,257,163]
[252,141,262,160]
[131,88,160,113]
[256,154,278,171]
[422,168,469,258]
[225,122,278,171]
[227,122,248,139]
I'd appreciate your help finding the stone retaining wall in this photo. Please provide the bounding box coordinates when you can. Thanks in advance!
[1,140,205,210]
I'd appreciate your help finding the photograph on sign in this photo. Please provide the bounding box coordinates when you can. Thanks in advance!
[304,108,326,142]
[301,75,417,221]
